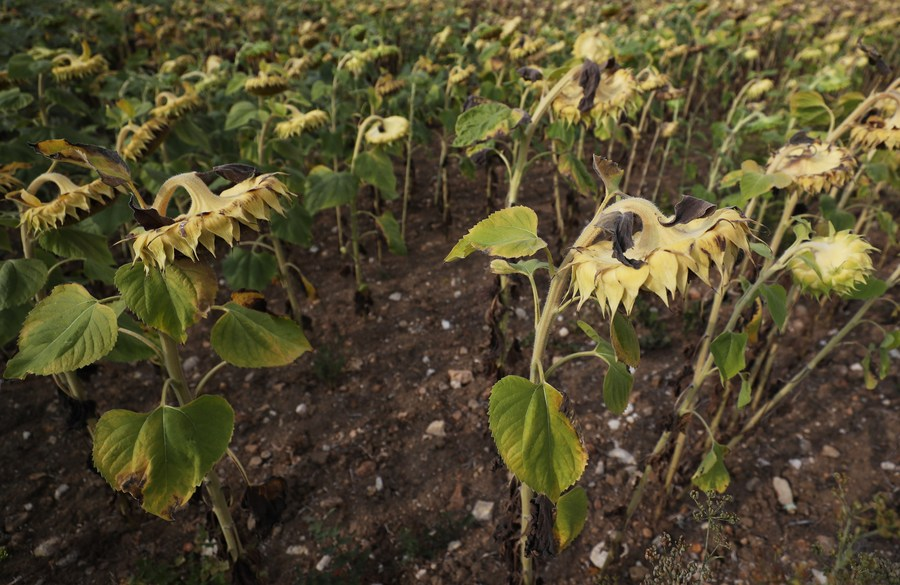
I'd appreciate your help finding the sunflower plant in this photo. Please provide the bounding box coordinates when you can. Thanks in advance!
[446,156,752,585]
[1,140,311,568]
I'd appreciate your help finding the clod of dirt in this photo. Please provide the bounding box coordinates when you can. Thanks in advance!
[34,536,62,557]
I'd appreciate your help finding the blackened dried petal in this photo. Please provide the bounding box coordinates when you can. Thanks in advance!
[577,59,602,113]
[788,131,815,145]
[597,211,644,268]
[660,195,717,226]
[857,39,891,76]
[463,95,489,112]
[129,195,175,229]
[517,66,542,82]
[198,163,259,185]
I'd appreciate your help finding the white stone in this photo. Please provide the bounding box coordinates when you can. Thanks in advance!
[447,540,462,553]
[182,356,200,372]
[441,320,452,330]
[789,459,802,470]
[54,484,70,501]
[425,420,447,437]
[849,363,863,372]
[472,500,494,522]
[388,292,403,301]
[286,545,308,556]
[295,403,309,416]
[607,447,636,466]
[880,461,897,471]
[22,431,31,440]
[558,327,569,338]
[316,555,332,571]
[515,307,528,320]
[375,476,384,492]
[448,369,474,389]
[607,419,621,431]
[589,542,609,568]
[821,445,840,458]
[772,477,796,513]
[34,537,61,557]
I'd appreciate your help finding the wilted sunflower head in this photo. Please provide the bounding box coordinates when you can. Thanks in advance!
[7,173,117,234]
[573,29,613,63]
[119,118,171,162]
[52,41,108,83]
[745,78,774,100]
[508,35,546,60]
[850,106,900,151]
[413,55,440,75]
[128,169,295,270]
[635,67,670,92]
[365,116,409,145]
[244,66,289,96]
[159,54,196,75]
[500,17,522,39]
[589,69,639,124]
[788,229,875,297]
[285,54,317,78]
[766,133,856,195]
[571,194,750,315]
[150,84,202,120]
[275,107,329,139]
[0,162,29,194]
[375,73,406,97]
[341,50,369,77]
[448,64,475,88]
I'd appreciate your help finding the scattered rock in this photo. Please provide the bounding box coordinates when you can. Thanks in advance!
[789,459,802,470]
[319,496,344,509]
[249,456,263,467]
[607,419,621,431]
[182,356,200,372]
[388,292,402,301]
[881,461,896,471]
[374,476,384,492]
[558,327,569,338]
[441,319,452,330]
[514,307,528,320]
[34,536,61,557]
[772,476,796,513]
[295,403,309,417]
[22,431,31,440]
[589,542,609,568]
[447,540,462,553]
[607,446,636,466]
[448,369,474,389]
[286,545,308,556]
[316,555,332,572]
[471,500,494,522]
[821,445,840,458]
[53,484,70,501]
[448,480,465,511]
[425,420,447,438]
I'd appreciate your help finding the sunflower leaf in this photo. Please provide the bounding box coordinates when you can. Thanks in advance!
[445,206,547,261]
[210,302,311,368]
[554,487,589,551]
[31,139,131,187]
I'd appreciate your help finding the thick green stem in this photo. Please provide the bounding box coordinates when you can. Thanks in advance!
[272,237,303,322]
[158,333,242,562]
[348,116,383,291]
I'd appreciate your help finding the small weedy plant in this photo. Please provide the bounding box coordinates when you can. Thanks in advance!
[2,140,311,566]
[446,156,751,584]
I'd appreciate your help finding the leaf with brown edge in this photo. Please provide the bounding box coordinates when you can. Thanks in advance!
[231,290,268,312]
[592,155,623,194]
[92,395,234,520]
[31,139,131,187]
[659,195,716,226]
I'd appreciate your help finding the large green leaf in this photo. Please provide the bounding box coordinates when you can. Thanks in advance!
[0,88,33,112]
[0,304,30,347]
[445,207,547,262]
[4,284,117,379]
[557,153,596,196]
[489,376,586,501]
[115,262,201,342]
[354,150,397,199]
[105,306,156,363]
[691,440,730,493]
[0,258,47,309]
[92,395,234,520]
[224,101,260,131]
[270,200,313,247]
[603,361,633,414]
[37,227,115,265]
[554,487,588,551]
[610,312,640,368]
[210,302,311,367]
[710,331,747,383]
[304,166,359,214]
[222,247,278,291]
[374,211,407,255]
[453,102,527,147]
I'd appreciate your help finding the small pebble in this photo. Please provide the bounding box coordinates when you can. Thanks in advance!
[34,537,61,558]
[54,484,70,501]
[607,419,621,431]
[374,476,384,492]
[881,461,896,471]
[441,320,452,330]
[388,292,402,301]
[22,431,31,440]
[425,420,447,437]
[821,445,840,458]
[182,356,200,372]
[447,540,462,553]
[849,363,863,372]
[789,459,802,470]
[514,308,528,320]
[295,403,309,416]
[472,500,494,522]
[286,545,308,556]
[448,369,474,389]
[249,456,263,467]
[589,542,609,568]
[316,555,332,572]
[558,327,569,338]
[355,460,376,478]
[772,476,796,513]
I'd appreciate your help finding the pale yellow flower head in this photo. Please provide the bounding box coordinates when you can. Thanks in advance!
[8,174,116,234]
[150,85,202,120]
[120,118,171,162]
[52,41,108,83]
[573,29,613,63]
[375,73,406,97]
[244,69,289,96]
[129,172,295,270]
[275,108,328,139]
[365,116,409,145]
[571,196,750,315]
[766,134,856,195]
[850,108,900,151]
[789,230,876,297]
[745,78,774,100]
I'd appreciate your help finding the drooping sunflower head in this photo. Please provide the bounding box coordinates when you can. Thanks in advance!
[573,29,614,63]
[413,55,440,75]
[635,67,670,92]
[364,116,409,145]
[285,54,317,78]
[0,162,29,194]
[765,133,856,195]
[7,173,117,234]
[52,41,108,83]
[571,193,750,315]
[244,64,289,96]
[745,78,774,100]
[508,35,546,60]
[150,84,203,120]
[850,105,900,151]
[375,73,406,97]
[788,229,876,297]
[275,107,329,139]
[128,168,295,270]
[589,68,640,124]
[448,64,475,88]
[159,54,196,76]
[118,118,171,162]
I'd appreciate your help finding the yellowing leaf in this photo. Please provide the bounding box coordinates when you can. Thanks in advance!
[489,376,586,501]
[691,440,730,493]
[554,487,588,550]
[31,139,131,187]
[445,206,547,262]
[92,395,234,520]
